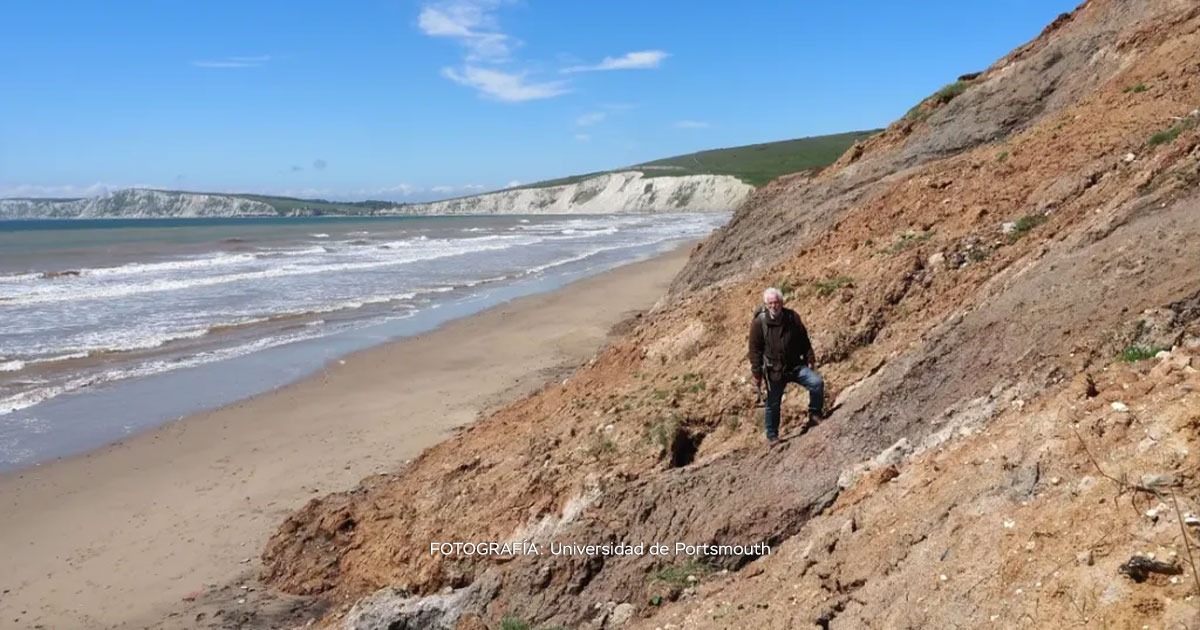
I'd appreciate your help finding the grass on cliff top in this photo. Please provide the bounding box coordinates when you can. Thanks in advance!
[514,130,879,190]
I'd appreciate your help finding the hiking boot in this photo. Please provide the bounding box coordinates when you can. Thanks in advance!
[803,410,823,430]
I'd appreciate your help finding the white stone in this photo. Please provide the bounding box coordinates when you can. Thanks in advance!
[1110,401,1128,412]
[610,603,636,626]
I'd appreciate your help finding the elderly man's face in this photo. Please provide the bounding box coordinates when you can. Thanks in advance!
[765,293,783,317]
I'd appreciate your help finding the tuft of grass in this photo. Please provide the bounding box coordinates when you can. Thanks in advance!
[775,278,796,300]
[997,151,1009,163]
[1014,214,1047,232]
[813,276,854,297]
[1148,116,1198,147]
[645,417,679,452]
[501,618,531,630]
[1123,84,1149,94]
[1119,344,1168,362]
[933,81,969,104]
[655,559,713,586]
[904,102,931,122]
[882,230,933,254]
[1006,214,1047,243]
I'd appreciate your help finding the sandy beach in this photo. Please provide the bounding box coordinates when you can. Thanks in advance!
[0,246,691,629]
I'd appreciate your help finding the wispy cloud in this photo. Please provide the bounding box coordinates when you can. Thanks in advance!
[574,133,591,142]
[575,112,606,127]
[420,2,574,103]
[418,1,515,63]
[442,66,567,102]
[561,50,668,73]
[191,55,270,69]
[312,159,327,170]
[505,180,522,188]
[290,165,304,172]
[673,120,710,128]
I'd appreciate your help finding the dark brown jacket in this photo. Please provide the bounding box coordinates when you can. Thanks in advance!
[748,307,813,380]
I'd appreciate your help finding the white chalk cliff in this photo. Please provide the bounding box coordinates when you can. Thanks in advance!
[385,172,753,215]
[0,172,753,219]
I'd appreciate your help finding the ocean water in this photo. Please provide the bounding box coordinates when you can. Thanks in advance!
[0,213,727,472]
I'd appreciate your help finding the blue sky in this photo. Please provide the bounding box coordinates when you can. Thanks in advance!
[0,0,1080,201]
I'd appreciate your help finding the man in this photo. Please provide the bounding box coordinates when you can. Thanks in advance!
[748,287,825,444]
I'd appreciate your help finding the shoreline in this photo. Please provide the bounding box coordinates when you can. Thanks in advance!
[0,244,693,629]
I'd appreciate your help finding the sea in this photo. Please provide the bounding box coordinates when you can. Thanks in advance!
[0,213,727,472]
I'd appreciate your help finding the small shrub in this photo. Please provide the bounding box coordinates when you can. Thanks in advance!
[997,151,1009,163]
[813,276,854,297]
[1119,344,1167,362]
[1123,84,1149,94]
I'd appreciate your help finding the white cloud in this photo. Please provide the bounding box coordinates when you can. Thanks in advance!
[442,65,568,102]
[561,50,668,73]
[191,55,270,68]
[505,180,522,188]
[418,2,515,63]
[575,112,606,127]
[574,134,591,142]
[673,120,710,128]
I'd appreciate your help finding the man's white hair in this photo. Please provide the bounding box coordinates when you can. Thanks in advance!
[763,287,784,303]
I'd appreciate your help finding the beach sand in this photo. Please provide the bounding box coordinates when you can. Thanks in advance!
[0,246,691,629]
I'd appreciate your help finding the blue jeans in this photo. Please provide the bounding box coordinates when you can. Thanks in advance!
[764,366,824,440]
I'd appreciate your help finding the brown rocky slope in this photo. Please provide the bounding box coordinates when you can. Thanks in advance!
[260,1,1200,628]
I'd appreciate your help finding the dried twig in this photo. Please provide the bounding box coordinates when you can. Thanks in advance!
[1169,490,1200,595]
[1070,426,1156,495]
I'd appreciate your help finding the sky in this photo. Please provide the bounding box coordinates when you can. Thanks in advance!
[0,0,1081,202]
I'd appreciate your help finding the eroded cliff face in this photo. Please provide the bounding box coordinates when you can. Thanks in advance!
[383,173,753,216]
[257,1,1200,628]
